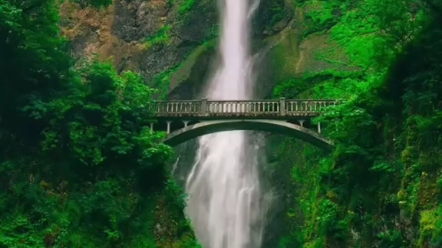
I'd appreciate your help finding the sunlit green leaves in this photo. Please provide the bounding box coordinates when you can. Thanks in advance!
[273,0,442,246]
[0,0,197,246]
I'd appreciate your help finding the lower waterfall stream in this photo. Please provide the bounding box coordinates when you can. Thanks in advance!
[183,0,271,247]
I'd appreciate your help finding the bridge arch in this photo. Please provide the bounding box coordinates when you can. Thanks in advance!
[162,119,334,150]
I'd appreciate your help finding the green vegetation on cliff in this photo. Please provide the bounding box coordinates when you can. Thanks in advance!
[3,0,442,247]
[270,0,442,247]
[0,0,199,247]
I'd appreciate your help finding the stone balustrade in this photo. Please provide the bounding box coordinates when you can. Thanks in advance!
[148,98,340,118]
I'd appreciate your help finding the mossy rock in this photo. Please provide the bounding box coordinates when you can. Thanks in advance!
[168,40,216,99]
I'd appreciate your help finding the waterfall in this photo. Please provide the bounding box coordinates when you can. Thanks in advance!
[184,0,270,247]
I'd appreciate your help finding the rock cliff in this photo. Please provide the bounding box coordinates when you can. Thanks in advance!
[59,0,352,100]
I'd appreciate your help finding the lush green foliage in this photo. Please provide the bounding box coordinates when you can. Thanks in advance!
[0,0,199,247]
[178,0,196,14]
[144,25,172,49]
[271,0,442,247]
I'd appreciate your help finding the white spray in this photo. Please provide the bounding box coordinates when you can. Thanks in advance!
[184,0,270,247]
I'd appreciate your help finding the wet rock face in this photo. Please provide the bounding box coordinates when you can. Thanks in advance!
[174,1,218,43]
[112,0,170,42]
[139,46,195,82]
[253,0,293,38]
[60,0,218,94]
[60,0,350,101]
[60,0,305,100]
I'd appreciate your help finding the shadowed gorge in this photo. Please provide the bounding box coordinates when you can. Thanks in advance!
[1,0,442,247]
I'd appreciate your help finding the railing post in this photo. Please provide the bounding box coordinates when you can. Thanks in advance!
[201,98,208,116]
[279,97,286,116]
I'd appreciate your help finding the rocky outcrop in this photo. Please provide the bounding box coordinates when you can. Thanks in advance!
[60,0,217,98]
[60,0,354,100]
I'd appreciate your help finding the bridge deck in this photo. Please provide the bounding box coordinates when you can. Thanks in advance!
[148,99,339,119]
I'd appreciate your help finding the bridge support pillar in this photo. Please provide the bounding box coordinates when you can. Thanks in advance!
[318,122,321,133]
[149,123,154,134]
[279,97,286,115]
[183,120,190,127]
[166,121,171,134]
[298,119,305,127]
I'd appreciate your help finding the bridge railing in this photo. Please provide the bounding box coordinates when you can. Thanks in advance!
[152,100,202,114]
[148,99,340,117]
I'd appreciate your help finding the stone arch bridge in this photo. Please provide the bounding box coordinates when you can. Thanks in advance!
[147,98,340,150]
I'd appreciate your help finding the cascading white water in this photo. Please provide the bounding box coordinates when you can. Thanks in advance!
[184,0,269,248]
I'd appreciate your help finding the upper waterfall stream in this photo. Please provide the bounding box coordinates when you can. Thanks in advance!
[184,0,270,247]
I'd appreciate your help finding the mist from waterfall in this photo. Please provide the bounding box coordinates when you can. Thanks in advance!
[184,0,270,248]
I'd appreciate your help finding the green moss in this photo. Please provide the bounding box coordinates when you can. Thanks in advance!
[264,30,300,83]
[417,207,442,247]
[170,40,215,86]
[152,40,215,99]
[420,209,437,232]
[265,0,291,32]
[144,25,172,49]
[151,66,180,99]
[178,0,196,14]
[302,1,342,37]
